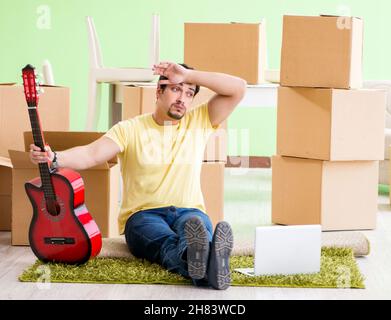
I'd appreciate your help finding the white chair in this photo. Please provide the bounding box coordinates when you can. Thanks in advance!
[42,59,55,85]
[363,80,391,185]
[85,14,159,130]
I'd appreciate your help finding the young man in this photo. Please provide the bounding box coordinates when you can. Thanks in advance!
[30,62,247,290]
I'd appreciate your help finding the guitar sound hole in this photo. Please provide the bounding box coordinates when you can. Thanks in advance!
[46,201,61,216]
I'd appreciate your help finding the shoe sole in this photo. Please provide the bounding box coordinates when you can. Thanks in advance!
[209,222,234,290]
[184,217,209,280]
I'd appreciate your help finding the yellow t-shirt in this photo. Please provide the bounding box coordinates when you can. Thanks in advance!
[104,103,219,234]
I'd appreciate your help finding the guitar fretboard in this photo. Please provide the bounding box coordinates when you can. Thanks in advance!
[27,107,56,202]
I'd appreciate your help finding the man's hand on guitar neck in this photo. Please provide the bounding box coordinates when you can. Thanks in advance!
[29,144,55,165]
[28,136,121,171]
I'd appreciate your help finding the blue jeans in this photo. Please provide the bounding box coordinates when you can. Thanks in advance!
[124,206,213,280]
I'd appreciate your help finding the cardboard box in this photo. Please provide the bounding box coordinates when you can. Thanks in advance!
[0,157,12,231]
[201,162,225,228]
[272,156,378,231]
[115,85,227,162]
[0,84,70,158]
[9,132,120,245]
[280,15,363,89]
[184,22,267,84]
[277,87,386,160]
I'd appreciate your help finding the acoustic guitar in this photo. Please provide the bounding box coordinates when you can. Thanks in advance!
[22,64,102,264]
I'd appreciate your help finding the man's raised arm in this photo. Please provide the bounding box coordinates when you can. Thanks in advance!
[153,62,247,126]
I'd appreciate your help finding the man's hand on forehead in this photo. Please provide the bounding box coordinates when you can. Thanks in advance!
[153,62,191,86]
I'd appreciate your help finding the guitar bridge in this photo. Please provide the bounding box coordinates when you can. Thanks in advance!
[44,237,75,245]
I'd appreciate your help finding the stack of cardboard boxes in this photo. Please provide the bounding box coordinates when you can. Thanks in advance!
[272,15,387,231]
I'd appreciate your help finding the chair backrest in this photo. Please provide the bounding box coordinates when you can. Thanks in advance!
[150,14,160,67]
[42,59,55,85]
[363,80,391,128]
[86,16,103,68]
[86,15,160,69]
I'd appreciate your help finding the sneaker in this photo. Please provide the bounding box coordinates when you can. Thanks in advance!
[207,221,234,290]
[184,216,210,280]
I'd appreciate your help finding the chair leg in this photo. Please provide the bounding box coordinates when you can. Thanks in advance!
[86,75,101,131]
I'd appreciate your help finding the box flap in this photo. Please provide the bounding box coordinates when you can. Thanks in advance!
[0,156,12,168]
[8,150,37,169]
[0,83,17,87]
[40,84,68,89]
[24,131,118,165]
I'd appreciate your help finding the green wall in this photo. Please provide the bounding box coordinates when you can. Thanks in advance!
[1,0,390,156]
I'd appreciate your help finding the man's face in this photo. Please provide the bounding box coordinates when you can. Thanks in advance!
[157,83,196,120]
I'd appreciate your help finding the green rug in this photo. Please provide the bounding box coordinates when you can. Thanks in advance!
[19,247,365,289]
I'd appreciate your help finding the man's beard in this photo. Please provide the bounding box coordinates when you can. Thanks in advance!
[167,105,185,120]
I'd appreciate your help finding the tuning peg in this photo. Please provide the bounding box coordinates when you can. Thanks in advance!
[37,87,45,95]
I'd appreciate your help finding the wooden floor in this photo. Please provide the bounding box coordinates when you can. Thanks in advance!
[1,170,391,300]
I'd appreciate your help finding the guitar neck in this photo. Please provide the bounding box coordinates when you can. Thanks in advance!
[22,64,57,202]
[27,105,56,201]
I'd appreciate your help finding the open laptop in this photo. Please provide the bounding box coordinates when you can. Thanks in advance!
[235,225,321,276]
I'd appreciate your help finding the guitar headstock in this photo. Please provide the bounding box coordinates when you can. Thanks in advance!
[22,64,44,107]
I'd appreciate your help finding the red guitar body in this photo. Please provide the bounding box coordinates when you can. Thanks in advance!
[26,168,102,264]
